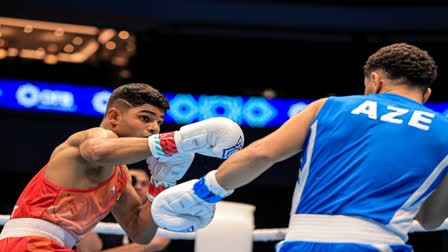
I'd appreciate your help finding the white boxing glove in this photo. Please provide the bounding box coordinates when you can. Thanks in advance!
[147,117,244,159]
[151,170,233,232]
[146,152,195,202]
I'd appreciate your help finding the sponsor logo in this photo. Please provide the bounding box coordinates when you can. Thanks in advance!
[222,136,244,159]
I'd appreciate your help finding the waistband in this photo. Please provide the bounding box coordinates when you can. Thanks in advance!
[0,218,76,248]
[286,214,405,245]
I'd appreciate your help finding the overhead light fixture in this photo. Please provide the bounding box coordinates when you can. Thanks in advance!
[0,16,135,66]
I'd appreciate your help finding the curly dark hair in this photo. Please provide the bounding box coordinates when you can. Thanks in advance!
[106,83,170,112]
[363,43,438,89]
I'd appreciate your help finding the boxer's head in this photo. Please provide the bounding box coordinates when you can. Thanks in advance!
[363,43,437,103]
[102,83,170,137]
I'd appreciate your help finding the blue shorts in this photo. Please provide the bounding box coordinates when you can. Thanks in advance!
[276,241,413,252]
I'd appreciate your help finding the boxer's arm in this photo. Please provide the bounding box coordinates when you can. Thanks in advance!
[78,116,244,166]
[215,98,327,190]
[416,172,448,230]
[112,173,158,244]
[150,98,326,232]
[75,231,103,252]
[78,127,151,166]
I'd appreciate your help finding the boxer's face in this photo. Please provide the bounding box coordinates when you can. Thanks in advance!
[113,103,165,138]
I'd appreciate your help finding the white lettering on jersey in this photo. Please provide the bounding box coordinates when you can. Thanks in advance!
[351,100,434,131]
[380,106,408,124]
[409,110,435,131]
[351,100,377,119]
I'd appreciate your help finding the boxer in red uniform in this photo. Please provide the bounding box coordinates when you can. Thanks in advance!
[0,83,244,251]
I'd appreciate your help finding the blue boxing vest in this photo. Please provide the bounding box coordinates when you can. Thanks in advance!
[291,93,448,242]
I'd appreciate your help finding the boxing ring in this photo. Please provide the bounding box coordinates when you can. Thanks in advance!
[1,201,448,252]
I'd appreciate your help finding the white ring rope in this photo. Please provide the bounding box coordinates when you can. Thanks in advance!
[0,215,446,241]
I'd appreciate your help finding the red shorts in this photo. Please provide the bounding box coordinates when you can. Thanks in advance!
[0,235,74,252]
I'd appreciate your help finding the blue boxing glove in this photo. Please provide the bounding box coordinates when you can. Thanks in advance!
[151,170,233,232]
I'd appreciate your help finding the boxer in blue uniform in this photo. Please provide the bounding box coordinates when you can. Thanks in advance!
[151,43,448,252]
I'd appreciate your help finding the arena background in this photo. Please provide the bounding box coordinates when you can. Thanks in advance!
[1,1,448,251]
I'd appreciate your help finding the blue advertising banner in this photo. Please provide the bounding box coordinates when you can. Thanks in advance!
[1,78,447,128]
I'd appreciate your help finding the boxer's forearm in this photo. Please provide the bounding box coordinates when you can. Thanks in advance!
[215,141,276,190]
[114,200,158,245]
[80,137,151,165]
[214,99,320,190]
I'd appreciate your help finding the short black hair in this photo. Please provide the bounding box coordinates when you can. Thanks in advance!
[106,83,170,112]
[363,43,438,90]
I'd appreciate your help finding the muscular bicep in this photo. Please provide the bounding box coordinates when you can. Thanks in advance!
[259,98,327,162]
[78,128,118,164]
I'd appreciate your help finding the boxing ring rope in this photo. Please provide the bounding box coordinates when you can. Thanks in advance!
[0,214,447,241]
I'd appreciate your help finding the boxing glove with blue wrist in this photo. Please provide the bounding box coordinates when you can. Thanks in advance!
[151,170,233,232]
